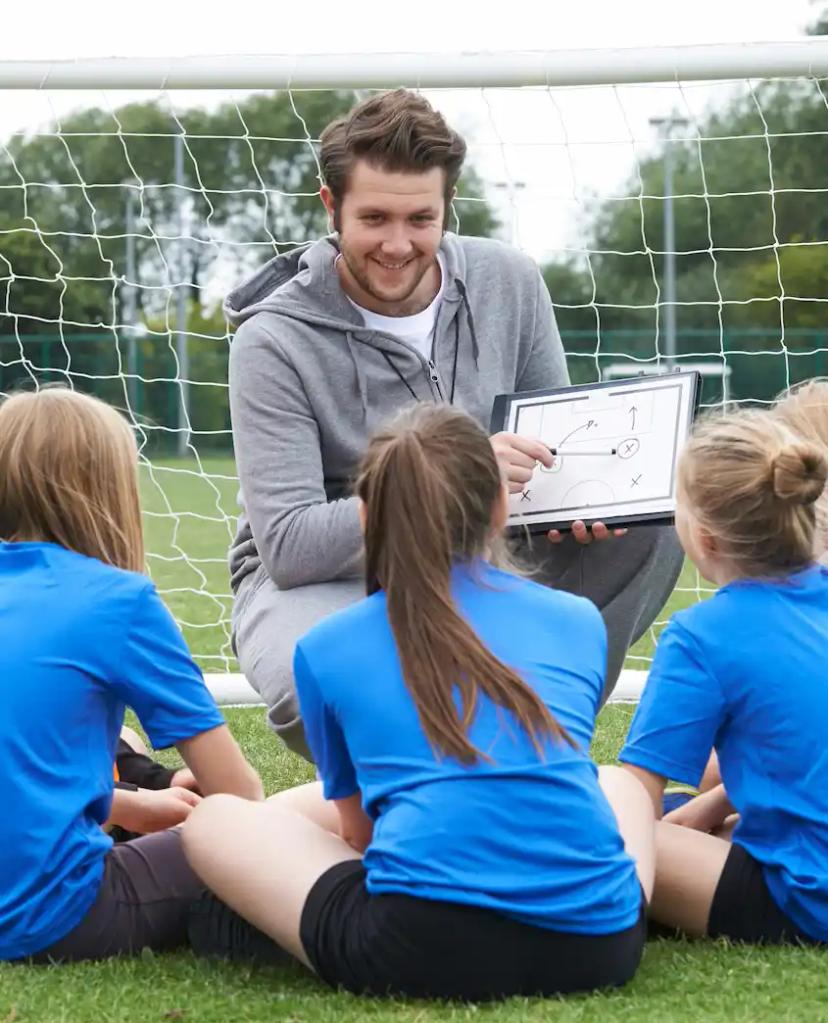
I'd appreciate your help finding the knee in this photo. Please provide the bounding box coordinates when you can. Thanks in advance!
[182,794,244,868]
[600,764,641,801]
[599,765,655,815]
[597,763,628,794]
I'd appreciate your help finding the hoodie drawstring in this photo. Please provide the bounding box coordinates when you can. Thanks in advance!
[347,277,478,414]
[345,331,370,418]
[456,279,481,369]
[449,279,480,403]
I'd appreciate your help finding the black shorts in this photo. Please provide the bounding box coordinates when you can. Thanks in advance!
[300,860,646,1001]
[24,829,203,963]
[708,843,822,946]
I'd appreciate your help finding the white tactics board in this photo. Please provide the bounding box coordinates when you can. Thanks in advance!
[493,372,700,532]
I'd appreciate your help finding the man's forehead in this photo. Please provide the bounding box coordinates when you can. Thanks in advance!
[344,160,445,206]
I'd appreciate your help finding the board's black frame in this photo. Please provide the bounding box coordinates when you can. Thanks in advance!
[490,371,702,533]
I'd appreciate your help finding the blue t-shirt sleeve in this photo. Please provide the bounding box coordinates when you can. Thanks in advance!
[619,618,725,787]
[294,643,358,801]
[583,600,608,718]
[109,583,225,749]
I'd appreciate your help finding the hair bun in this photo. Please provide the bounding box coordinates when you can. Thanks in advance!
[771,443,828,505]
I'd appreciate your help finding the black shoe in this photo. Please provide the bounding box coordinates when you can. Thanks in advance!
[187,888,288,966]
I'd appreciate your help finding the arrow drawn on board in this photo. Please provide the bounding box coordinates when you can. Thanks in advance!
[629,405,638,430]
[558,422,591,447]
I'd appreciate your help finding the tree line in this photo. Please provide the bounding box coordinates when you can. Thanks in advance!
[1,61,827,448]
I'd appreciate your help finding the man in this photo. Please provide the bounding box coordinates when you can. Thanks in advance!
[226,89,683,758]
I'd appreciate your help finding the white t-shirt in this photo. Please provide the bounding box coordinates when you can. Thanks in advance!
[346,253,446,360]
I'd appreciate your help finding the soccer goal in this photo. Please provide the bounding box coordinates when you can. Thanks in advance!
[1,41,827,704]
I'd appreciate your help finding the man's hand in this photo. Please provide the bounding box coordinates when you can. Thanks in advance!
[108,786,202,835]
[548,520,628,545]
[490,432,553,494]
[490,432,627,546]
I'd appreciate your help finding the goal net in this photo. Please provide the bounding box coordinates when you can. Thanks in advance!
[1,43,826,689]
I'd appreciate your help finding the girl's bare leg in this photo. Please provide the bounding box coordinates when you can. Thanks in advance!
[599,765,656,903]
[182,793,359,969]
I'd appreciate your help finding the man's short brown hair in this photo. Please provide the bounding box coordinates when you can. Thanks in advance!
[319,89,467,224]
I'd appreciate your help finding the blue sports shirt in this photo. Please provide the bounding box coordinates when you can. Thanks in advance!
[0,541,225,959]
[295,560,641,935]
[621,565,828,941]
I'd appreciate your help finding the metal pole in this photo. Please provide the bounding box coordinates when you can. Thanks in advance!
[124,186,138,411]
[650,116,688,367]
[174,129,190,458]
[663,140,677,365]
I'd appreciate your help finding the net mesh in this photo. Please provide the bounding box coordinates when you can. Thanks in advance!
[1,72,826,671]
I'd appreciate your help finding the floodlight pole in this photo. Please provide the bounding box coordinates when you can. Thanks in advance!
[174,129,190,457]
[650,115,689,366]
[124,185,139,411]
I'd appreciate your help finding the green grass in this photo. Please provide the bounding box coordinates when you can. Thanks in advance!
[139,457,715,675]
[140,456,239,672]
[1,706,820,1023]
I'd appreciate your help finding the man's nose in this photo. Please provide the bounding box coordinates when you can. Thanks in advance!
[379,222,414,259]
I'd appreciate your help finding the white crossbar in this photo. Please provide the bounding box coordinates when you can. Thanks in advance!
[1,40,828,90]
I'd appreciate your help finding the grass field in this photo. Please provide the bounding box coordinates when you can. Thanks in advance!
[138,456,713,675]
[2,706,821,1023]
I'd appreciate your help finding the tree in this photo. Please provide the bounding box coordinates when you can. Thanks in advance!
[541,78,828,400]
[808,1,828,35]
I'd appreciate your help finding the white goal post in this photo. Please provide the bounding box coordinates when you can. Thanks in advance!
[2,39,827,706]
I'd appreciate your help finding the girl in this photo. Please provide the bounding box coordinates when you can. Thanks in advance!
[663,378,828,831]
[183,403,655,1001]
[620,409,828,944]
[0,387,262,963]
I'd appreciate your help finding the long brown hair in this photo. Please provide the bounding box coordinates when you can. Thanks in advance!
[0,387,144,572]
[679,408,828,578]
[355,404,572,765]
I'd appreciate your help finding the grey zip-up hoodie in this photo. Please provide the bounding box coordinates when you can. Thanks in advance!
[226,233,568,592]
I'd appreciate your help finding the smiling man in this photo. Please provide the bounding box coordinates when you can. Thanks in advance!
[226,90,683,758]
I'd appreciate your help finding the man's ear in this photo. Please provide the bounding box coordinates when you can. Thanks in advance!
[442,186,458,233]
[320,185,336,231]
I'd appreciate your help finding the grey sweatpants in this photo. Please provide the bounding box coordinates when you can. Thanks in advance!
[232,524,683,761]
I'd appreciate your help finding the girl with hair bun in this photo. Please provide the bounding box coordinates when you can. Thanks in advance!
[620,408,828,945]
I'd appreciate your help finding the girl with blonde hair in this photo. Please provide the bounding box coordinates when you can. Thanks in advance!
[620,408,828,944]
[0,387,262,963]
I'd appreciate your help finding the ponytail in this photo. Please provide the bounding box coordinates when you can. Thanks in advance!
[357,404,573,765]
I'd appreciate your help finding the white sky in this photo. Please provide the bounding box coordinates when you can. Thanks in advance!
[2,0,816,60]
[0,0,820,274]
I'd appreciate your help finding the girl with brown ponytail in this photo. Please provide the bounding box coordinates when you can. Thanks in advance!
[620,407,828,946]
[184,404,655,1001]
